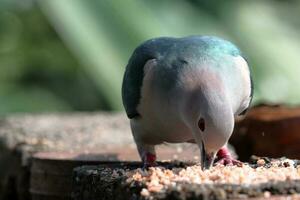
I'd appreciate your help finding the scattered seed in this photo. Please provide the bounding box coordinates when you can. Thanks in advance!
[257,159,266,166]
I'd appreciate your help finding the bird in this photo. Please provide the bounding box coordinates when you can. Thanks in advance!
[122,35,253,169]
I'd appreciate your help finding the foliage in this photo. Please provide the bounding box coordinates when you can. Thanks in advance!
[1,0,300,113]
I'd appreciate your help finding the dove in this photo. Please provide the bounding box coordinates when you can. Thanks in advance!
[122,36,253,169]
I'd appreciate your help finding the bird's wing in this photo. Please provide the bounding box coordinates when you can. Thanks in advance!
[238,58,254,116]
[122,37,175,119]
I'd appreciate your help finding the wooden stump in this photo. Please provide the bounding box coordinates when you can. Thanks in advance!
[231,105,300,161]
[2,107,300,199]
[29,146,201,200]
[30,152,120,200]
[71,158,300,200]
[0,113,132,200]
[72,161,190,200]
[0,112,200,200]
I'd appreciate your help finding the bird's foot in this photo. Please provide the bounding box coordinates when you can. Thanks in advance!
[215,147,243,167]
[142,152,157,169]
[215,156,243,166]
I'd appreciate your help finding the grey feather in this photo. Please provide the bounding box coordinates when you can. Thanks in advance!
[122,37,176,118]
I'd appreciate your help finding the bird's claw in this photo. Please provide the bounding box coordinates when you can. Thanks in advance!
[142,162,158,170]
[215,147,243,167]
[215,156,243,167]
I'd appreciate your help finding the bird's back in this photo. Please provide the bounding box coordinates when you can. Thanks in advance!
[122,36,252,119]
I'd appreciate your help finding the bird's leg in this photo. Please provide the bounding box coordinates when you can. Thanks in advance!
[130,120,157,168]
[135,142,157,169]
[143,151,157,167]
[215,146,242,166]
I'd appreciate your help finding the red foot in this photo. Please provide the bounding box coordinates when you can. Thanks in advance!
[215,147,243,166]
[143,152,157,168]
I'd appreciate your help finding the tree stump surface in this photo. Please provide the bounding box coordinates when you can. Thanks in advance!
[0,112,198,200]
[0,112,132,200]
[2,105,300,199]
[231,105,300,161]
[72,159,300,200]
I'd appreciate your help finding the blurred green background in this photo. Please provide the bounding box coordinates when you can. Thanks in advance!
[1,0,300,114]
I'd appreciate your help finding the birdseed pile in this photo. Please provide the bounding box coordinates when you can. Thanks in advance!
[125,158,300,198]
[72,158,300,200]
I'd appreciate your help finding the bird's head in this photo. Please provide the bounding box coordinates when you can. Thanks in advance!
[183,69,235,170]
[197,103,234,170]
[197,80,235,169]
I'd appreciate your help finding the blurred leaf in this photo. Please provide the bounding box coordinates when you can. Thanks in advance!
[0,84,71,113]
[222,0,300,105]
[37,0,227,111]
[1,0,300,114]
[38,0,125,110]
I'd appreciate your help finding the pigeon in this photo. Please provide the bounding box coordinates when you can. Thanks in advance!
[122,36,253,169]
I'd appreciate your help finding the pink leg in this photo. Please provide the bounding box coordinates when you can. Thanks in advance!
[215,147,243,166]
[134,141,157,168]
[142,152,157,168]
[130,121,157,168]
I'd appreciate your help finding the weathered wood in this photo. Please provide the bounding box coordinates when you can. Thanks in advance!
[231,105,300,161]
[0,112,199,200]
[2,105,300,199]
[30,152,120,200]
[0,112,131,200]
[72,162,191,200]
[72,159,300,200]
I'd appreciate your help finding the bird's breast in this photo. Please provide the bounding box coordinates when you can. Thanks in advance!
[136,62,193,144]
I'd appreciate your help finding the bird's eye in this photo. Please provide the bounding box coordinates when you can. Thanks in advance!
[198,118,205,131]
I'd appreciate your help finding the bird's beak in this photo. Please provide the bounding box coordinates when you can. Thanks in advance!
[200,141,214,170]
